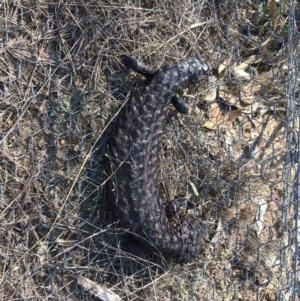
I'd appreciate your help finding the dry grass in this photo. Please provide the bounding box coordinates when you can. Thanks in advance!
[0,0,298,300]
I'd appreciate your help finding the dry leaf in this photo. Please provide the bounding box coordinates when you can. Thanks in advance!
[203,110,242,130]
[241,90,256,104]
[209,103,220,118]
[243,82,261,95]
[241,70,274,104]
[255,199,268,236]
[238,54,262,69]
[262,48,287,64]
[256,70,274,83]
[203,76,217,103]
[241,101,262,114]
[203,120,218,130]
[234,66,251,80]
[188,103,204,124]
[219,91,238,106]
[78,276,121,301]
[218,58,232,74]
[203,87,217,103]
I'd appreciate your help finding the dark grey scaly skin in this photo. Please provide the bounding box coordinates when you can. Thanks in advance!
[105,55,210,263]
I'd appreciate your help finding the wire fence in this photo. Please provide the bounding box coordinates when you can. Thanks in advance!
[0,0,299,300]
